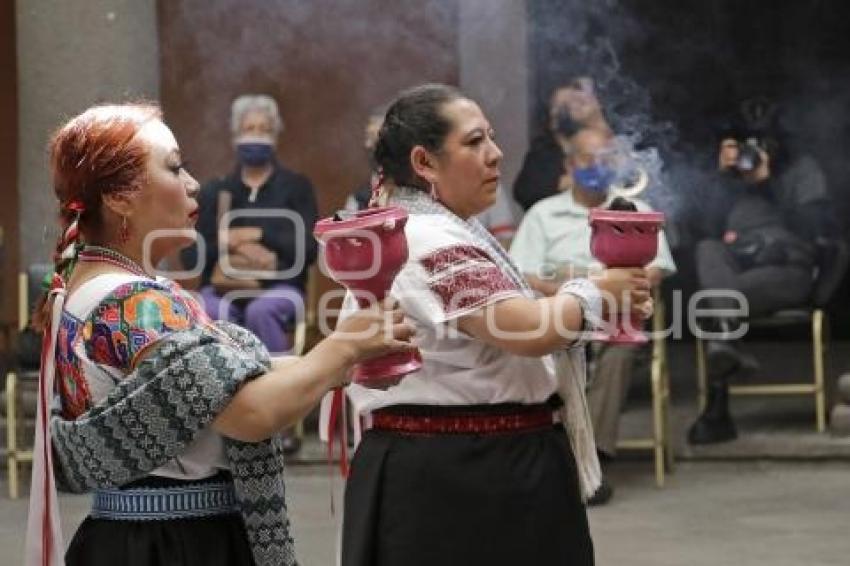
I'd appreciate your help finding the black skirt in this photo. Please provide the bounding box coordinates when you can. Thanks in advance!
[342,404,594,566]
[65,473,255,566]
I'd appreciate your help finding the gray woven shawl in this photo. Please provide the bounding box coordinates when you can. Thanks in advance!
[51,321,298,566]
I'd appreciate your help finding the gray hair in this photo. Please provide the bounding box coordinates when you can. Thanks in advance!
[230,94,283,137]
[369,104,389,122]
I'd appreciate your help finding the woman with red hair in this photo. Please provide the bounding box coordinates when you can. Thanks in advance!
[26,103,415,566]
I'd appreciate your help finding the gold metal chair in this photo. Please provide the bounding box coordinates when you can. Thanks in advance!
[616,289,674,487]
[696,309,827,432]
[694,239,848,433]
[290,265,319,441]
[290,264,318,358]
[5,365,35,499]
[5,266,51,498]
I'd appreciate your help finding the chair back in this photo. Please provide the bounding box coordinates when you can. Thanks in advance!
[812,238,849,307]
[19,264,53,330]
[14,264,53,371]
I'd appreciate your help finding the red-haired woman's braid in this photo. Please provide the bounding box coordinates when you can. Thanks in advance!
[31,103,160,331]
[31,202,85,331]
[53,201,85,275]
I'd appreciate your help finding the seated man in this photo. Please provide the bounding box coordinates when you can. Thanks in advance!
[511,127,676,504]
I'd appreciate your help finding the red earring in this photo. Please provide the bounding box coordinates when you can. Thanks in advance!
[120,216,130,243]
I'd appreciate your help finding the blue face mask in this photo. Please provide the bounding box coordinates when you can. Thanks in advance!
[573,164,615,194]
[236,142,275,167]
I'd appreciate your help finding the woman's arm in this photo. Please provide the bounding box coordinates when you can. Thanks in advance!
[457,268,650,357]
[524,264,591,297]
[211,336,356,442]
[212,300,414,442]
[457,292,584,357]
[525,274,562,297]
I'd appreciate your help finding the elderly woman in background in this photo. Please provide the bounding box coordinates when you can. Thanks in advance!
[183,94,318,454]
[27,103,414,566]
[184,94,317,358]
[336,84,651,566]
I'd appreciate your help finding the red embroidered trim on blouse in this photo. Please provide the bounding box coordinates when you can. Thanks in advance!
[419,245,518,315]
[420,244,491,275]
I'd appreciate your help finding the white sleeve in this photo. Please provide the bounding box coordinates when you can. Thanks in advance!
[650,228,677,276]
[634,200,677,276]
[392,216,523,327]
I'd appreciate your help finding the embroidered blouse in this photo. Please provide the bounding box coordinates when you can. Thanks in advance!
[319,187,602,499]
[55,273,229,479]
[343,210,560,414]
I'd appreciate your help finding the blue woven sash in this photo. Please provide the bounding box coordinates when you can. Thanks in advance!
[91,480,238,521]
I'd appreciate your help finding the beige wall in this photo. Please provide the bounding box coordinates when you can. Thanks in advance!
[158,0,459,219]
[12,1,529,320]
[16,0,160,271]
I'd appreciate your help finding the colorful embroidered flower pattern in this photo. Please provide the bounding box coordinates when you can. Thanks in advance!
[57,280,210,419]
[56,315,91,419]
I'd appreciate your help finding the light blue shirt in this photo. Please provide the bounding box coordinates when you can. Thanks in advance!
[510,190,677,281]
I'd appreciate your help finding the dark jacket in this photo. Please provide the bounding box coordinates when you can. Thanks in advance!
[182,161,318,290]
[725,191,815,269]
[700,155,838,244]
[512,133,565,211]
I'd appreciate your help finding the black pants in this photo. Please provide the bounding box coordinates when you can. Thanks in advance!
[342,422,594,566]
[696,239,812,316]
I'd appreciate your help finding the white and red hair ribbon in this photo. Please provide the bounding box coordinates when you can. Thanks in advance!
[25,274,67,566]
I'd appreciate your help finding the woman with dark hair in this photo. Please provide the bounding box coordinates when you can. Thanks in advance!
[336,84,651,565]
[26,103,415,566]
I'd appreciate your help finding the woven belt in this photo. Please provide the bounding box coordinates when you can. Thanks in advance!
[370,405,557,435]
[91,481,238,521]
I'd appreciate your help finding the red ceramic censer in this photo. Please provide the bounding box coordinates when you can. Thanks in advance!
[314,206,422,388]
[589,206,664,344]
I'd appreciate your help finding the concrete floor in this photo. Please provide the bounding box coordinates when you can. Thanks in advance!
[2,460,850,565]
[3,339,849,564]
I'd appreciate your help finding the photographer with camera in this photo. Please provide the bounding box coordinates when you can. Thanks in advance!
[513,77,612,210]
[688,97,838,444]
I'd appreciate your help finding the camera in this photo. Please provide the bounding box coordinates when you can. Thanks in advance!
[734,138,763,173]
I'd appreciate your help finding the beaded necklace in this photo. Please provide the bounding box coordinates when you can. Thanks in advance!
[77,245,153,279]
[77,245,244,349]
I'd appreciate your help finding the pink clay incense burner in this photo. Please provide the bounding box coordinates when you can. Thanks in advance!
[589,208,664,344]
[314,206,422,388]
